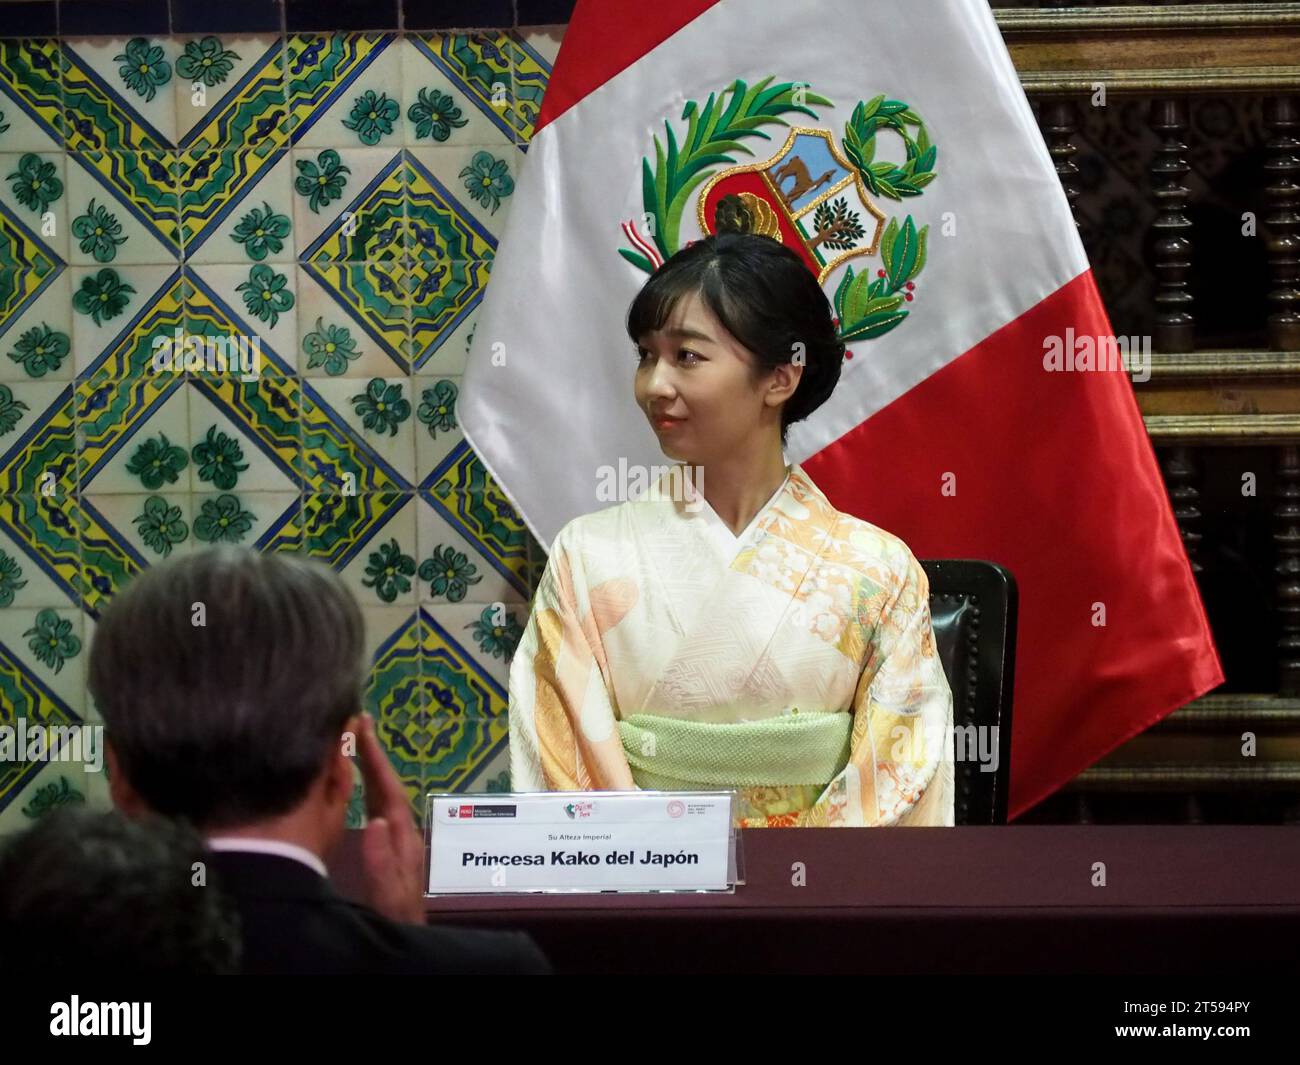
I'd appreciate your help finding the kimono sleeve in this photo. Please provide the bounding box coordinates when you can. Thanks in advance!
[793,551,954,828]
[507,524,636,793]
[850,552,956,826]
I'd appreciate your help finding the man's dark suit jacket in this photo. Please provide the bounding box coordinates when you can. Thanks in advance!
[207,850,551,975]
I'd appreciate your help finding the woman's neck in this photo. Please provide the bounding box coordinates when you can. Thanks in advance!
[691,441,790,537]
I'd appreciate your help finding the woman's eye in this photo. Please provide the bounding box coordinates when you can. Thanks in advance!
[634,347,700,364]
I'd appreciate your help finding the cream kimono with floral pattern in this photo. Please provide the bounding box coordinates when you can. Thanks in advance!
[507,463,955,827]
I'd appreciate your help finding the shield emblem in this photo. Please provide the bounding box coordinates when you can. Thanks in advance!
[696,126,887,284]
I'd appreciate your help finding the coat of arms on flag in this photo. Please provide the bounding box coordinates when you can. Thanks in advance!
[619,80,935,345]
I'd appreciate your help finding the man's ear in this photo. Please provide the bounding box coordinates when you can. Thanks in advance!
[105,741,149,818]
[325,717,363,805]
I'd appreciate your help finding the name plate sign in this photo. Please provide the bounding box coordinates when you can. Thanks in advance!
[425,790,737,894]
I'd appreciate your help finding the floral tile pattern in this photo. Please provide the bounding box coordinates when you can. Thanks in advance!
[0,27,555,833]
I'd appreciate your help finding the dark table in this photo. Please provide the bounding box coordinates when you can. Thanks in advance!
[327,825,1300,974]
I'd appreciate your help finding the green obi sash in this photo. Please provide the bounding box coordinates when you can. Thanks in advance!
[617,709,852,792]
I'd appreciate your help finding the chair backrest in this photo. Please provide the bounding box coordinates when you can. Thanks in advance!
[921,560,1018,825]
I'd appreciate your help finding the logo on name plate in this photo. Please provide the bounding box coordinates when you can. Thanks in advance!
[667,800,685,818]
[447,803,516,818]
[564,801,594,819]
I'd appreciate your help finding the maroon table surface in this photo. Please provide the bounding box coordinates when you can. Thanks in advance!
[327,825,1300,974]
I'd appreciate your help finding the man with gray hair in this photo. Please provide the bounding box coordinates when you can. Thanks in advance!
[90,546,550,975]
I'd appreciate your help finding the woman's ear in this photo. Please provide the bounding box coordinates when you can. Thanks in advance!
[768,360,802,406]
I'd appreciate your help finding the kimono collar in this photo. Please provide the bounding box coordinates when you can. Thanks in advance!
[650,461,805,551]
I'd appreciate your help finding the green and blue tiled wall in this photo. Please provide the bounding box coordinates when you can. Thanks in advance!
[0,20,568,833]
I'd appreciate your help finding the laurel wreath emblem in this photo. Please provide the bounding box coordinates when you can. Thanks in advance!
[620,79,938,347]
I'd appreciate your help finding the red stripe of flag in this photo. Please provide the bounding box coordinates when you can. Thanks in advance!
[536,0,722,131]
[804,268,1224,819]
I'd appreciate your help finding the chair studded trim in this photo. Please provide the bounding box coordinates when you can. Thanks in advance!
[922,561,1019,825]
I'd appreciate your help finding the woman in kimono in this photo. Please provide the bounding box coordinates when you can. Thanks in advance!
[508,232,955,827]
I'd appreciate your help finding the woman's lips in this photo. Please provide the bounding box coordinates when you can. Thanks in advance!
[652,415,685,430]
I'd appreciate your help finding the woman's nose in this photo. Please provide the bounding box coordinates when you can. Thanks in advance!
[644,358,677,396]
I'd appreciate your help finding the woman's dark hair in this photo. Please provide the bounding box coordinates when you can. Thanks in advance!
[625,232,845,445]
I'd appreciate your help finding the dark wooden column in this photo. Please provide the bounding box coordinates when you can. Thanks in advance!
[1150,98,1195,353]
[1264,96,1300,351]
[1040,98,1085,239]
[1162,448,1204,574]
[1275,445,1300,696]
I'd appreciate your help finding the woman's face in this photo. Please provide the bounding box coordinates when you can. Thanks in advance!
[633,289,797,462]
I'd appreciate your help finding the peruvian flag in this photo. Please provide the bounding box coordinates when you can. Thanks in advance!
[459,0,1224,818]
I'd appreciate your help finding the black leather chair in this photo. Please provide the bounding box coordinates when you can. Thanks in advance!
[922,560,1018,825]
